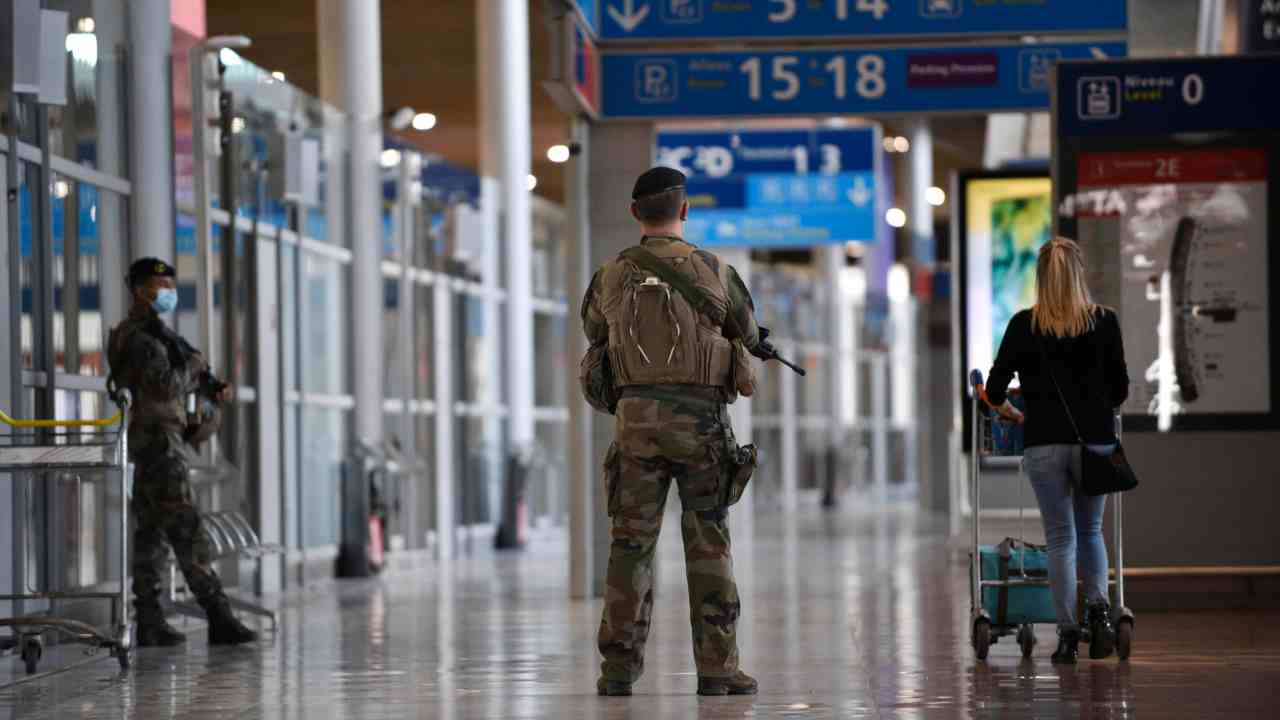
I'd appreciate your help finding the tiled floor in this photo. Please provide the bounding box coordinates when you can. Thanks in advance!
[2,503,1277,718]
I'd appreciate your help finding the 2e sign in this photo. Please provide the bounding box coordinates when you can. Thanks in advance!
[739,54,886,101]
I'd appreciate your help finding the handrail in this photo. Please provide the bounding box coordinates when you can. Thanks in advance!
[0,408,123,429]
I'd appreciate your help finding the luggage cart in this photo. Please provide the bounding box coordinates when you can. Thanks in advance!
[968,370,1134,661]
[0,397,133,674]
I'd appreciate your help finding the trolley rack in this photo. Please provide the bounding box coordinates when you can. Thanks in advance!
[0,398,133,674]
[967,369,1134,661]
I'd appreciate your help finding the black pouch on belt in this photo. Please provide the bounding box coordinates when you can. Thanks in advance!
[721,443,758,508]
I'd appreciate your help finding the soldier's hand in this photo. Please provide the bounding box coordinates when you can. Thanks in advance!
[217,384,235,404]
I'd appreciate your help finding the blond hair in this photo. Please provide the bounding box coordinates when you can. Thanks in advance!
[1031,237,1096,338]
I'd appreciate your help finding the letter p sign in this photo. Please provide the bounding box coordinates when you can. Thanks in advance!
[637,60,678,103]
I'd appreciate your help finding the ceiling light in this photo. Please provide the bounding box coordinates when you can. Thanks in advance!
[230,117,246,134]
[885,207,906,228]
[526,174,538,191]
[75,17,95,33]
[893,136,910,153]
[381,149,402,168]
[411,112,437,131]
[53,180,70,199]
[926,186,946,207]
[882,137,895,153]
[547,144,571,163]
[271,71,286,82]
[218,48,242,67]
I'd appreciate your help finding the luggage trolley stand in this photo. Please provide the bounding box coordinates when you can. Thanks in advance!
[967,370,1134,661]
[0,397,133,674]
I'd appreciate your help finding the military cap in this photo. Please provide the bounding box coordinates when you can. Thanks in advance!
[632,166,687,199]
[126,257,176,288]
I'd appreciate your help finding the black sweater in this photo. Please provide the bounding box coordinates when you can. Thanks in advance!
[987,307,1130,447]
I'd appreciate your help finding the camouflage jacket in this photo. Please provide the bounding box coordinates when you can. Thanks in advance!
[106,305,205,453]
[582,236,761,380]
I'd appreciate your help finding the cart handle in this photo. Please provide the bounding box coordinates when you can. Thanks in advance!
[0,408,123,429]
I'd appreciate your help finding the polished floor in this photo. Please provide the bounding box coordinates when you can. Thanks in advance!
[2,503,1278,718]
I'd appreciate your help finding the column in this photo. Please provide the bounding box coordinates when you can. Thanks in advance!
[126,0,175,260]
[906,118,934,264]
[317,0,384,446]
[584,122,654,596]
[477,0,534,454]
[567,119,595,599]
[817,245,853,506]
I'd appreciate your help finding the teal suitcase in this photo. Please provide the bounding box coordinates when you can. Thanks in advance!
[976,538,1056,626]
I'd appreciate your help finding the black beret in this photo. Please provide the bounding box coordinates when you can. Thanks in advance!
[127,257,176,287]
[632,166,687,200]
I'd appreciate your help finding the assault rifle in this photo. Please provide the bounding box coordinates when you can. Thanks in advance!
[752,327,807,377]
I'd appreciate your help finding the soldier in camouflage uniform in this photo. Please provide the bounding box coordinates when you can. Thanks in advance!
[582,167,761,697]
[106,258,257,647]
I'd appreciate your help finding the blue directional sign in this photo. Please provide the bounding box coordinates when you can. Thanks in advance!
[571,0,599,36]
[603,41,1126,118]
[658,128,880,248]
[594,0,1127,42]
[1055,55,1280,138]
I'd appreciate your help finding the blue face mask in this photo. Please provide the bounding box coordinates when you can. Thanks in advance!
[151,288,178,314]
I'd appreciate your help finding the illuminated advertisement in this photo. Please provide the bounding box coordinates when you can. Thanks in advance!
[956,173,1053,388]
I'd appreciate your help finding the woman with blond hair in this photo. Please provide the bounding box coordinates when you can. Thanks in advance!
[986,237,1130,664]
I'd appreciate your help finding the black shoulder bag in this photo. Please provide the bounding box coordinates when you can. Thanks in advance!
[1037,336,1139,496]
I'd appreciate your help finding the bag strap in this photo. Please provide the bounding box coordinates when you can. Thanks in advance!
[620,245,730,329]
[1035,335,1086,445]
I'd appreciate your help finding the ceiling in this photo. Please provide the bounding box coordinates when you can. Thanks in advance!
[207,1,571,200]
[206,1,986,209]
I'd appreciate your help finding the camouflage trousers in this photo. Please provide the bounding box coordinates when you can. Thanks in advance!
[130,433,225,617]
[598,391,741,682]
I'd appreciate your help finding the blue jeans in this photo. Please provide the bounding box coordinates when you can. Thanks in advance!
[1023,444,1110,629]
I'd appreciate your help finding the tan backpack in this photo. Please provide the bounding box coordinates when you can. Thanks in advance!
[598,241,735,391]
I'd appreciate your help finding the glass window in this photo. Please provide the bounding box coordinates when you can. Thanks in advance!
[533,313,568,408]
[301,254,349,395]
[301,407,348,547]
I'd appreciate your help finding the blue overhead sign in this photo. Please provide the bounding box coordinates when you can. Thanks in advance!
[658,128,880,248]
[603,41,1126,118]
[1055,55,1280,138]
[571,0,599,36]
[594,0,1127,42]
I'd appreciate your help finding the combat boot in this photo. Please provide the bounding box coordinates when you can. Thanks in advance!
[697,671,758,696]
[1085,601,1116,659]
[596,677,633,696]
[202,596,258,645]
[1051,626,1080,665]
[135,606,186,647]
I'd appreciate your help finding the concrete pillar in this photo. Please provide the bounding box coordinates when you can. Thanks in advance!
[567,119,595,600]
[477,0,535,454]
[127,0,175,260]
[317,0,384,446]
[583,122,654,596]
[907,118,934,264]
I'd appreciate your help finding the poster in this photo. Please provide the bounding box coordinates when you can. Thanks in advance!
[962,175,1053,384]
[1073,148,1271,417]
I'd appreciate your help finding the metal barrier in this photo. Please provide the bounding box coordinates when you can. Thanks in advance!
[0,401,133,674]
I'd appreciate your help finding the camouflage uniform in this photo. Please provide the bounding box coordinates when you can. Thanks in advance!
[107,304,226,620]
[583,236,760,683]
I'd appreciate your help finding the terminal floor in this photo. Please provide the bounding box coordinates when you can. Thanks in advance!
[2,504,1278,719]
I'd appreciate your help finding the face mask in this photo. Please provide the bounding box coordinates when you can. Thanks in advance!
[151,288,178,314]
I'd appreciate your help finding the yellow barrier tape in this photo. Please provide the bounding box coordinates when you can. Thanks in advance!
[0,409,123,429]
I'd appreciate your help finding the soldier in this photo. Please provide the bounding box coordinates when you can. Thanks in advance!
[581,167,763,697]
[106,258,258,647]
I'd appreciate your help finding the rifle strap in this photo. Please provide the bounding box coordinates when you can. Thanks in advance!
[620,246,731,331]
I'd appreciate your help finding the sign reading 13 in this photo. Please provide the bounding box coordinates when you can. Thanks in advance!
[739,54,886,101]
[767,0,890,22]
